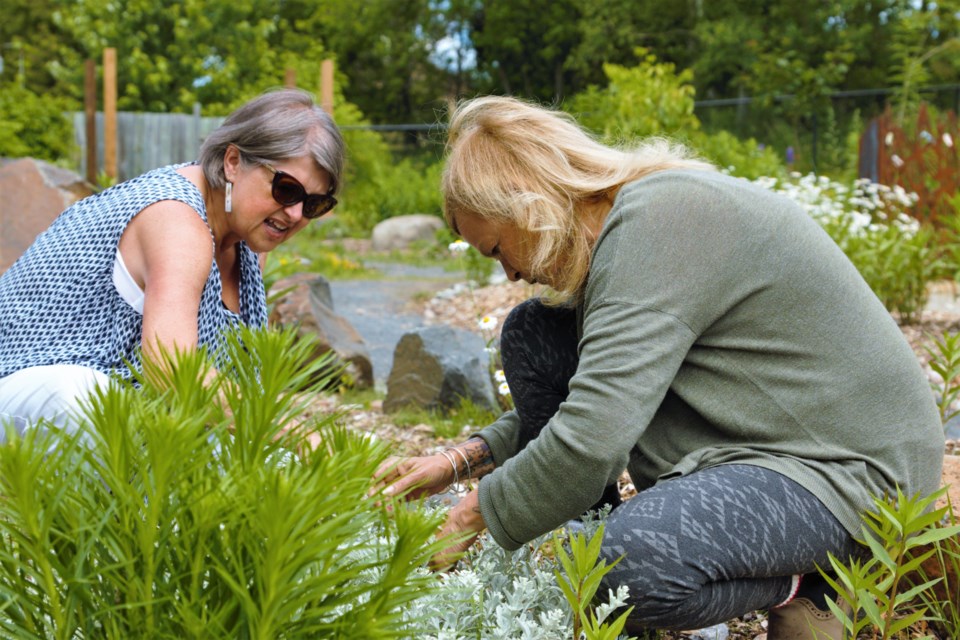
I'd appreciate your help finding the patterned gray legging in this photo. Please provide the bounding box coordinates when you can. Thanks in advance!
[499,299,864,630]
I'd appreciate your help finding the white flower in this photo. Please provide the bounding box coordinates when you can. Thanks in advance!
[448,239,470,253]
[494,369,506,383]
[484,346,497,354]
[920,130,934,143]
[885,132,894,146]
[891,154,904,168]
[478,315,498,330]
[944,133,955,148]
[498,382,511,396]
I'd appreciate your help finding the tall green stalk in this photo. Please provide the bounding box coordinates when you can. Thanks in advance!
[0,327,447,638]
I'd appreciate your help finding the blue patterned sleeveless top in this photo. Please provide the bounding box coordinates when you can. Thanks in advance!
[0,163,267,379]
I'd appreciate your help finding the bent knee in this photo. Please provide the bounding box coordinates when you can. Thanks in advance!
[0,365,109,428]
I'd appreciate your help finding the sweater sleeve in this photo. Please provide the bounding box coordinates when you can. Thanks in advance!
[474,410,522,465]
[479,300,697,549]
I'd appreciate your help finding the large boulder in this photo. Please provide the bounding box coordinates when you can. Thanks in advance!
[268,273,374,389]
[371,214,445,252]
[384,326,498,414]
[0,158,94,272]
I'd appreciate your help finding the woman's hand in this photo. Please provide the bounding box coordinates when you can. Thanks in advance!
[373,454,456,501]
[430,488,486,571]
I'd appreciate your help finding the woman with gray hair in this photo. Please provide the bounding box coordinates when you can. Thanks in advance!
[376,96,942,639]
[0,89,344,433]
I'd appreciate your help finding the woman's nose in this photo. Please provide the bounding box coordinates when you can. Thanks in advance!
[283,201,305,222]
[499,258,521,282]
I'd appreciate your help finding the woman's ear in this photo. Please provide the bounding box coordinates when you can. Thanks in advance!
[223,144,241,182]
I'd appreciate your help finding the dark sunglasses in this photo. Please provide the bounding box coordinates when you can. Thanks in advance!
[263,164,337,219]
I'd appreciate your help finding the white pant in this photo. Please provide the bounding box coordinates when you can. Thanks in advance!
[0,365,110,441]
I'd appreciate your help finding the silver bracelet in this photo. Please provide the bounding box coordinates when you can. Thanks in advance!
[439,449,459,488]
[446,446,471,480]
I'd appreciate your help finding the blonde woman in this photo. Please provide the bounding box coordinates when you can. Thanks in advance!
[376,96,942,639]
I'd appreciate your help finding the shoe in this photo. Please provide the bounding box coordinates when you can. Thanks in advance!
[766,596,850,640]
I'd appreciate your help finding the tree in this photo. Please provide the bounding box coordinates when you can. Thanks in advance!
[303,0,451,124]
[568,0,698,91]
[469,0,581,101]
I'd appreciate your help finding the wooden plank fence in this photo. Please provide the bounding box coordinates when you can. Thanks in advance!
[71,110,225,181]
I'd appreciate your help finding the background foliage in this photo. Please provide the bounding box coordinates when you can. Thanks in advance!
[0,0,957,231]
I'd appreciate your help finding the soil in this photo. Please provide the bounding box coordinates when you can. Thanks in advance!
[321,276,960,639]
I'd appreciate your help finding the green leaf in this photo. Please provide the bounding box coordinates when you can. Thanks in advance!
[910,524,960,548]
[861,527,896,570]
[885,608,927,636]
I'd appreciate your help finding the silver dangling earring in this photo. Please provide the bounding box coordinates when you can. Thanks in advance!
[224,181,233,213]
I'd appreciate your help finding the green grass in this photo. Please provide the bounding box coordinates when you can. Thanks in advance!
[387,396,502,440]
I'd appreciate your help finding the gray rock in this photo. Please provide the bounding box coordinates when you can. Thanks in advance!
[269,273,374,389]
[0,158,94,272]
[370,214,445,252]
[687,624,729,640]
[384,326,498,414]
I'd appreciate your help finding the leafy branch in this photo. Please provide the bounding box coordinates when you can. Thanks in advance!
[925,331,960,426]
[553,523,635,640]
[823,486,960,640]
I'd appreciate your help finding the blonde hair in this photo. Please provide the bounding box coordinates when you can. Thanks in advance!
[442,95,713,301]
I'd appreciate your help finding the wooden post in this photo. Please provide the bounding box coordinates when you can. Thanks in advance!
[320,59,334,116]
[284,68,296,88]
[103,47,118,182]
[84,59,97,184]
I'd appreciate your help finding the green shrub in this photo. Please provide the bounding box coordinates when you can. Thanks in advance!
[758,173,943,323]
[333,101,444,235]
[688,129,786,180]
[824,487,960,640]
[844,222,940,324]
[0,84,76,162]
[568,50,700,141]
[566,52,785,181]
[0,327,445,638]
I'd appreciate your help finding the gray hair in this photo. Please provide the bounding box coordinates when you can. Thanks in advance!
[199,89,345,195]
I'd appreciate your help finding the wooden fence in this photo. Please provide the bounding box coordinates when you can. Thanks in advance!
[71,110,225,181]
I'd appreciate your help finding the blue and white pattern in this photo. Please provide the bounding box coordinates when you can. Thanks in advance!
[0,163,267,379]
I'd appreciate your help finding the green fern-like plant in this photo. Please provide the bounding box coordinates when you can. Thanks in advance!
[926,331,960,426]
[553,523,635,640]
[0,326,447,639]
[822,486,960,640]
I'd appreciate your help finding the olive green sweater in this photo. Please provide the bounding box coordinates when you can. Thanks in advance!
[477,169,943,551]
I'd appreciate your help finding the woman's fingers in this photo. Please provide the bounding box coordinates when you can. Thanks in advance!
[429,530,479,572]
[428,488,486,571]
[372,456,443,500]
[373,456,404,483]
